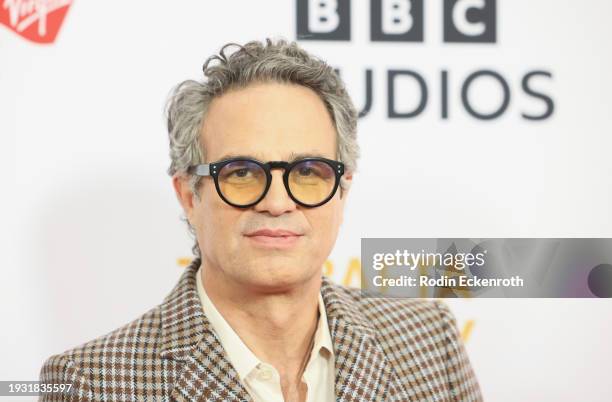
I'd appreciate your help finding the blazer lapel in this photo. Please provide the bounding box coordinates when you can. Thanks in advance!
[169,331,253,402]
[321,276,442,402]
[321,276,407,402]
[160,258,253,402]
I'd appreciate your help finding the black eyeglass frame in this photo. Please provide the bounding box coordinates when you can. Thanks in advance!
[188,157,345,208]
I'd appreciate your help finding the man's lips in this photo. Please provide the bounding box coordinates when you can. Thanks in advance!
[244,229,302,237]
[243,229,303,248]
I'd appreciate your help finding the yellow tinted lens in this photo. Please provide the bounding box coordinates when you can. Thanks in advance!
[288,160,335,205]
[218,161,266,205]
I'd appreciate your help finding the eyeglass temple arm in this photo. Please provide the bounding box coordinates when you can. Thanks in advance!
[191,164,210,176]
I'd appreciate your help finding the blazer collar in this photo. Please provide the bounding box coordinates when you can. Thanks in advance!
[158,258,378,359]
[159,258,406,401]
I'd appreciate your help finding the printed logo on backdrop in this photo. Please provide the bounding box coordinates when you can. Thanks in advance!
[296,0,554,121]
[443,0,496,43]
[297,0,494,43]
[0,0,73,44]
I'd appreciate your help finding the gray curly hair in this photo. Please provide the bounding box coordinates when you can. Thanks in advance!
[165,38,360,258]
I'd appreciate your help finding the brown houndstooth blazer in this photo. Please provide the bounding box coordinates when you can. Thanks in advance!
[40,258,482,401]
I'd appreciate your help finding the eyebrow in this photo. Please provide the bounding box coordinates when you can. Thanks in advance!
[215,151,331,163]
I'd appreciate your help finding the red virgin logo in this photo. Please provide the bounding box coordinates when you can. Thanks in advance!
[1,0,73,44]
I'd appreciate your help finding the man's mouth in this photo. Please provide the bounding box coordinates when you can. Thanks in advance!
[244,228,304,248]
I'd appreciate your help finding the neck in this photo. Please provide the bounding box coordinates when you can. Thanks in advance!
[200,261,321,375]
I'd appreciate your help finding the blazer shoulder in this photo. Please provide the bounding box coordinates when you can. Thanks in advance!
[327,279,452,331]
[39,352,86,401]
[328,282,483,401]
[52,304,162,363]
[39,305,163,398]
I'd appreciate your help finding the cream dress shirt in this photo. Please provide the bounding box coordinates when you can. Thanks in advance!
[195,266,335,402]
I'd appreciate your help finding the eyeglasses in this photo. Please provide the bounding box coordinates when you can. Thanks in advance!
[188,157,345,208]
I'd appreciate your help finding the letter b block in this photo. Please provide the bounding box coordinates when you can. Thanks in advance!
[297,0,351,40]
[371,0,424,42]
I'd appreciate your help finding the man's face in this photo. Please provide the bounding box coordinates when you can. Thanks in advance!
[175,82,351,291]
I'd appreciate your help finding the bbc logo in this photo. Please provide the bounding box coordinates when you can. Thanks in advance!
[296,0,496,43]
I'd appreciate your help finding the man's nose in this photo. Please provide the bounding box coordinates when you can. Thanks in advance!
[253,170,297,215]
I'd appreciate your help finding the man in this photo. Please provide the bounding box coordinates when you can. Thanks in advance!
[40,39,482,402]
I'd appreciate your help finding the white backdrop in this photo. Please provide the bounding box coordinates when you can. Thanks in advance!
[2,1,612,400]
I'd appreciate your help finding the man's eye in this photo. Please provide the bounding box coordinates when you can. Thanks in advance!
[298,167,313,176]
[233,168,250,177]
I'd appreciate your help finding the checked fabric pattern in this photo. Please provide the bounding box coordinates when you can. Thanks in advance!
[40,258,482,401]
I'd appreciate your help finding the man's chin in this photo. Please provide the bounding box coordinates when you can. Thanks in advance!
[236,265,318,293]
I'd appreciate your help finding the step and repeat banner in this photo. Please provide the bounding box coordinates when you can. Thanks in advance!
[2,1,612,400]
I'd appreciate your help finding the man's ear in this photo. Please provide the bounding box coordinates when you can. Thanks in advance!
[339,172,353,199]
[172,173,196,219]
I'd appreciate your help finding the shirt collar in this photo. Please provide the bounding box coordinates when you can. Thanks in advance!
[315,288,334,358]
[195,265,334,380]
